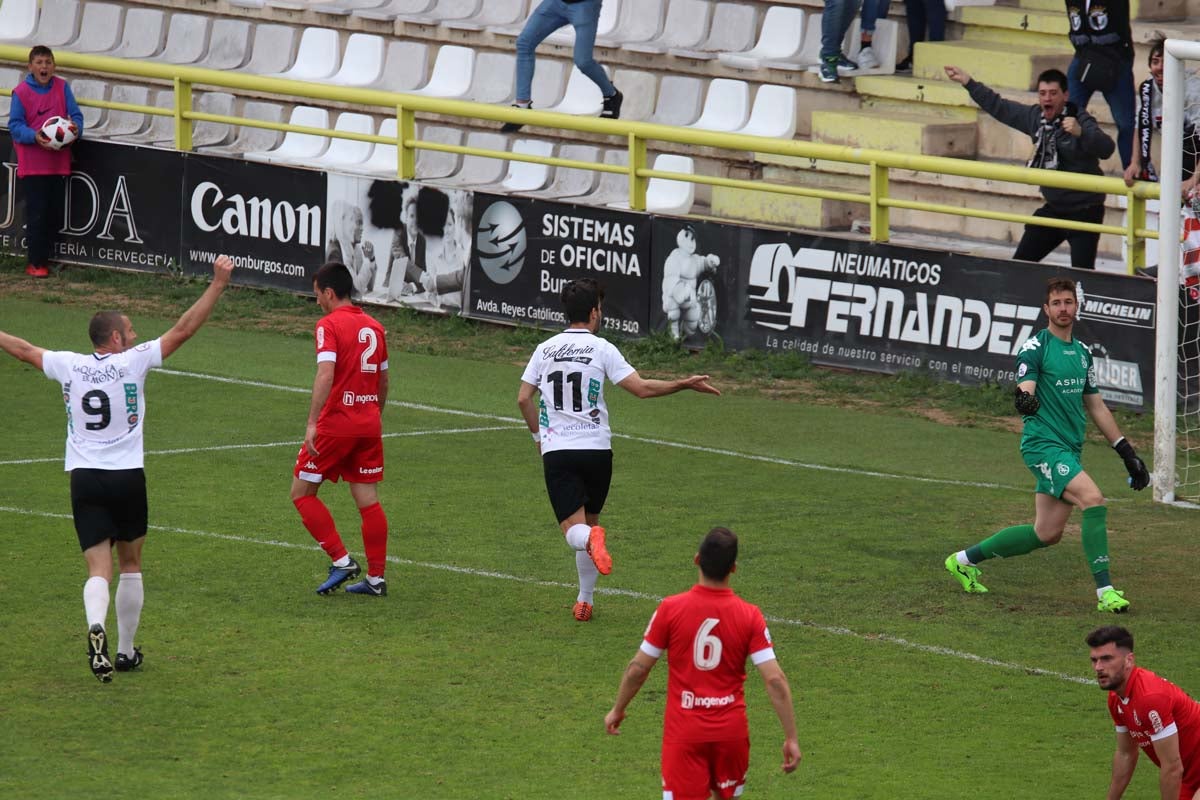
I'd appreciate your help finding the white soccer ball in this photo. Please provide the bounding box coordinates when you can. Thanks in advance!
[40,116,77,150]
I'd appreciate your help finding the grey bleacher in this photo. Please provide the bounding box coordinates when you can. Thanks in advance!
[152,14,210,66]
[198,100,286,157]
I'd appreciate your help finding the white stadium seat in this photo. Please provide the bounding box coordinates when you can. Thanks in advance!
[735,84,797,139]
[437,131,509,187]
[244,106,331,165]
[107,7,167,59]
[0,0,38,42]
[327,33,385,87]
[368,41,430,93]
[543,66,607,117]
[526,144,601,200]
[444,0,527,32]
[70,3,124,54]
[413,125,464,180]
[595,0,665,47]
[199,101,285,156]
[558,148,629,207]
[314,112,376,168]
[242,24,299,75]
[271,28,341,82]
[687,78,750,133]
[196,19,253,71]
[153,14,211,66]
[718,6,805,71]
[545,0,618,46]
[354,0,436,22]
[648,75,704,127]
[410,45,475,99]
[668,2,757,61]
[609,154,695,215]
[497,138,555,193]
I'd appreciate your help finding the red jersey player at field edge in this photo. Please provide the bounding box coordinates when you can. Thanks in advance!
[289,261,391,597]
[605,528,801,800]
[1088,625,1200,800]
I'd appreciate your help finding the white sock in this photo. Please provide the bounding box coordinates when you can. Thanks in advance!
[1097,584,1114,599]
[956,551,974,567]
[332,555,351,568]
[565,523,591,551]
[83,576,110,629]
[367,575,385,586]
[116,573,144,658]
[576,550,598,604]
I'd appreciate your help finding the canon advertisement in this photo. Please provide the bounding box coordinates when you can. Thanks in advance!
[735,230,1156,409]
[468,193,652,335]
[181,153,327,292]
[0,132,182,273]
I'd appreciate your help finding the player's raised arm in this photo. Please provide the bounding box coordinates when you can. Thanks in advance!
[617,372,720,399]
[605,649,659,735]
[756,659,802,773]
[0,330,46,371]
[160,254,235,360]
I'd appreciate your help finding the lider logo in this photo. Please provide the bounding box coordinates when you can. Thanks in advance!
[476,201,526,285]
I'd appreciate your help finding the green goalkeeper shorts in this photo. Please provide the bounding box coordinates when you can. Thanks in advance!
[1021,444,1084,498]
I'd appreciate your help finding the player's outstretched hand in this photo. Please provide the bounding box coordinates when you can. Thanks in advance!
[781,738,802,773]
[604,709,625,735]
[683,375,721,396]
[944,65,971,85]
[213,254,235,282]
[1013,387,1040,417]
[1114,438,1151,491]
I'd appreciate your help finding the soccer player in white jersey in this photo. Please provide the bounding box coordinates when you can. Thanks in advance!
[517,278,720,622]
[0,255,235,682]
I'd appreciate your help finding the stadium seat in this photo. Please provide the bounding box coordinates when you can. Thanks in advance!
[228,0,266,8]
[0,0,38,42]
[558,148,629,207]
[267,0,313,11]
[544,0,618,45]
[543,66,607,117]
[107,7,167,59]
[9,0,79,48]
[647,75,704,127]
[403,0,483,26]
[199,100,285,155]
[190,92,239,148]
[327,33,385,86]
[718,6,805,71]
[0,67,25,116]
[623,0,711,55]
[436,131,509,187]
[271,28,341,82]
[241,24,298,75]
[493,138,555,193]
[444,0,527,32]
[70,3,124,54]
[310,0,391,16]
[368,40,430,93]
[359,117,400,175]
[687,78,750,132]
[87,84,151,138]
[668,2,757,61]
[763,13,823,70]
[196,19,253,71]
[152,14,210,65]
[465,51,519,104]
[354,0,437,22]
[735,84,797,139]
[413,125,464,180]
[313,112,376,168]
[526,144,602,199]
[609,154,695,215]
[244,105,331,164]
[846,18,899,75]
[608,69,657,121]
[120,90,174,144]
[595,0,665,47]
[411,45,475,99]
[70,79,108,131]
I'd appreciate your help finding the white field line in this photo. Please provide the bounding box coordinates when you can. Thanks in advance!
[0,504,1093,687]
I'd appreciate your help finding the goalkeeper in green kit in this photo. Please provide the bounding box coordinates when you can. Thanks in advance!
[944,278,1151,613]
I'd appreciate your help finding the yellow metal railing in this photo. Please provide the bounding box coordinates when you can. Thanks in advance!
[0,46,1162,271]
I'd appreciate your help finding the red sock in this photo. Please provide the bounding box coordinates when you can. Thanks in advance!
[293,496,347,561]
[359,502,388,578]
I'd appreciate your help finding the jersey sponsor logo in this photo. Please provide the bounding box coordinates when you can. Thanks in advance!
[541,342,596,364]
[561,421,601,433]
[342,392,379,406]
[72,362,127,384]
[317,327,326,348]
[1149,710,1163,733]
[718,780,738,790]
[680,690,736,710]
[358,466,383,475]
[190,181,322,245]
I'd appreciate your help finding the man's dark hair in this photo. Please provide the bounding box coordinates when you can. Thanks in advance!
[1149,36,1165,65]
[313,261,354,300]
[28,45,53,63]
[698,527,738,580]
[89,311,125,347]
[1037,69,1069,92]
[1086,625,1134,652]
[561,278,604,323]
[1045,277,1076,302]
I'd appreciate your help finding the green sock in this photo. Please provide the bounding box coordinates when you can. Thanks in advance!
[1081,505,1112,589]
[965,524,1047,564]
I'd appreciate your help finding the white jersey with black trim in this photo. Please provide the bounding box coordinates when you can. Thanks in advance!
[42,339,163,471]
[521,328,636,453]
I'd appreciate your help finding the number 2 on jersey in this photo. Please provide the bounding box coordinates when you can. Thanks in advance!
[693,618,723,670]
[547,370,583,412]
[358,328,379,373]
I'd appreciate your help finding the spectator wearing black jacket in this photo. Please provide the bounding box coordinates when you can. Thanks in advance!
[946,65,1116,269]
[1065,0,1134,168]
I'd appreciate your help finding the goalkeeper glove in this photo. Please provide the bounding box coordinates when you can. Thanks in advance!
[1013,387,1040,417]
[1113,437,1151,491]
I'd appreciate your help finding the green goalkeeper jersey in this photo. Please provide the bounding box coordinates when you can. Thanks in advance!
[1015,328,1100,454]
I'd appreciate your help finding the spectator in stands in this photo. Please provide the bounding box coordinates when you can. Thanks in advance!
[946,65,1115,269]
[896,0,946,74]
[8,45,83,279]
[1126,38,1200,191]
[501,0,623,133]
[856,0,891,71]
[1066,0,1134,168]
[819,0,864,83]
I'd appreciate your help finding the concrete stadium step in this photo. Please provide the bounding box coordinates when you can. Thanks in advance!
[811,109,977,157]
[957,5,1068,36]
[1014,0,1184,19]
[914,40,1072,90]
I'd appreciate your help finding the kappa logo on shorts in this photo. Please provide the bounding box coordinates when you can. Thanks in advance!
[1057,463,1070,476]
[1037,461,1052,481]
[305,461,318,470]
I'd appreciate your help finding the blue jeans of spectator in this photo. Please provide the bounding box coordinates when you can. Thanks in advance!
[821,0,864,61]
[860,0,890,36]
[1068,55,1135,169]
[515,0,614,103]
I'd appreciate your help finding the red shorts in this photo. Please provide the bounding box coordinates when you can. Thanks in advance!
[661,738,749,800]
[293,434,384,484]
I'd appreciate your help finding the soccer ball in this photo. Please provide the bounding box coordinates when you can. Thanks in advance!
[40,116,77,150]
